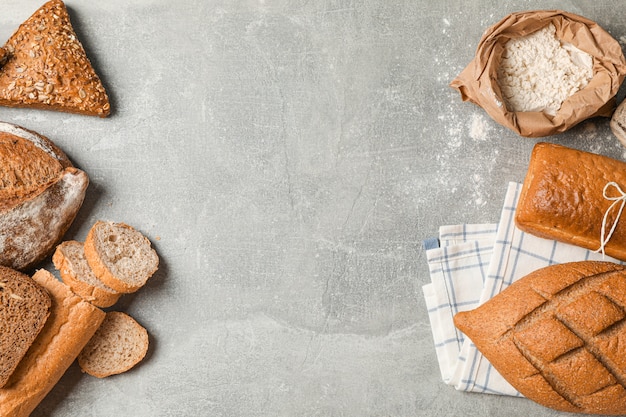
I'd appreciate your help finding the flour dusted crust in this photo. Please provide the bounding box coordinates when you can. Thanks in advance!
[0,0,110,117]
[454,261,626,414]
[0,121,88,271]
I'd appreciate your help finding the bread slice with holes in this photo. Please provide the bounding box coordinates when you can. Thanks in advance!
[78,311,149,378]
[53,240,120,308]
[0,121,88,271]
[0,0,110,117]
[454,261,626,414]
[0,266,51,388]
[84,221,158,293]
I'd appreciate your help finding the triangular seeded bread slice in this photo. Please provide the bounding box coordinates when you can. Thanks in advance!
[78,311,149,378]
[0,266,51,388]
[52,240,121,308]
[84,221,159,293]
[0,0,110,117]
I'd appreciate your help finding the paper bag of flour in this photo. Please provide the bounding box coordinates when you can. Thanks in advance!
[451,10,626,138]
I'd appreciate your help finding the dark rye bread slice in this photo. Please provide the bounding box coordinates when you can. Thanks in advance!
[0,266,51,388]
[53,240,121,308]
[0,0,110,117]
[454,261,626,415]
[84,221,159,293]
[78,311,149,378]
[0,121,88,271]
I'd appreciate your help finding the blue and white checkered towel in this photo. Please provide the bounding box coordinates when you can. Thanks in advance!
[423,182,623,396]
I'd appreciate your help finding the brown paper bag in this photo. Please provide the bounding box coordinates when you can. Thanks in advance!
[451,10,626,137]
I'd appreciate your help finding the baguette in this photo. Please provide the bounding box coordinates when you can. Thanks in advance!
[516,142,626,261]
[0,269,104,417]
[454,261,626,414]
[0,0,110,117]
[0,121,88,271]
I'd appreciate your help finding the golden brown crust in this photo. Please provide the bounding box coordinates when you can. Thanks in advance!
[0,0,110,117]
[454,261,626,414]
[52,241,121,308]
[0,269,105,417]
[516,142,626,261]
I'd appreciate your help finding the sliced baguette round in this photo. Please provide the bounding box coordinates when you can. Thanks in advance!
[52,240,121,308]
[84,221,158,293]
[78,311,149,378]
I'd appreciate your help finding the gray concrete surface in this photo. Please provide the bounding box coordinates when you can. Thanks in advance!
[1,0,624,416]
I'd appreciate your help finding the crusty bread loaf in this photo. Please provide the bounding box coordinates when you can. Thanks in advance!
[0,0,110,117]
[53,240,121,308]
[0,266,50,389]
[84,221,159,293]
[454,261,626,414]
[516,142,626,261]
[0,269,104,417]
[0,121,88,271]
[78,311,149,378]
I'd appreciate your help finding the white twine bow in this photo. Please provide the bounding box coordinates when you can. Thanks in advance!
[595,181,626,258]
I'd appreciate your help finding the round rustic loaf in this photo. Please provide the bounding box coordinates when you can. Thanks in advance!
[0,121,88,271]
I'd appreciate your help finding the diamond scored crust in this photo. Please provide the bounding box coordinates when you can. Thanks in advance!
[454,261,626,415]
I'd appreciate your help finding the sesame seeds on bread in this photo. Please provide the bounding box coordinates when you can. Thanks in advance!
[0,266,51,388]
[78,311,149,378]
[53,240,121,308]
[84,221,159,293]
[0,0,110,117]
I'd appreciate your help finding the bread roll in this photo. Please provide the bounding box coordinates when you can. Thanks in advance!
[516,142,626,260]
[454,261,626,414]
[0,270,104,417]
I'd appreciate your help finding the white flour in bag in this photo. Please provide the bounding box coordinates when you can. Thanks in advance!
[496,24,593,116]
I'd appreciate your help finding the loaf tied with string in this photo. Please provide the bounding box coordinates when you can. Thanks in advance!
[516,142,626,261]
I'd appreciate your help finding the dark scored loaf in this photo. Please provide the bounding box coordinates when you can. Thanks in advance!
[516,142,626,261]
[454,261,626,414]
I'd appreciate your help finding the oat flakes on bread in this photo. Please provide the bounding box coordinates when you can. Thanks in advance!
[78,311,149,378]
[0,269,105,417]
[84,221,159,293]
[0,121,88,271]
[53,240,121,308]
[454,261,626,415]
[0,0,110,117]
[0,266,50,389]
